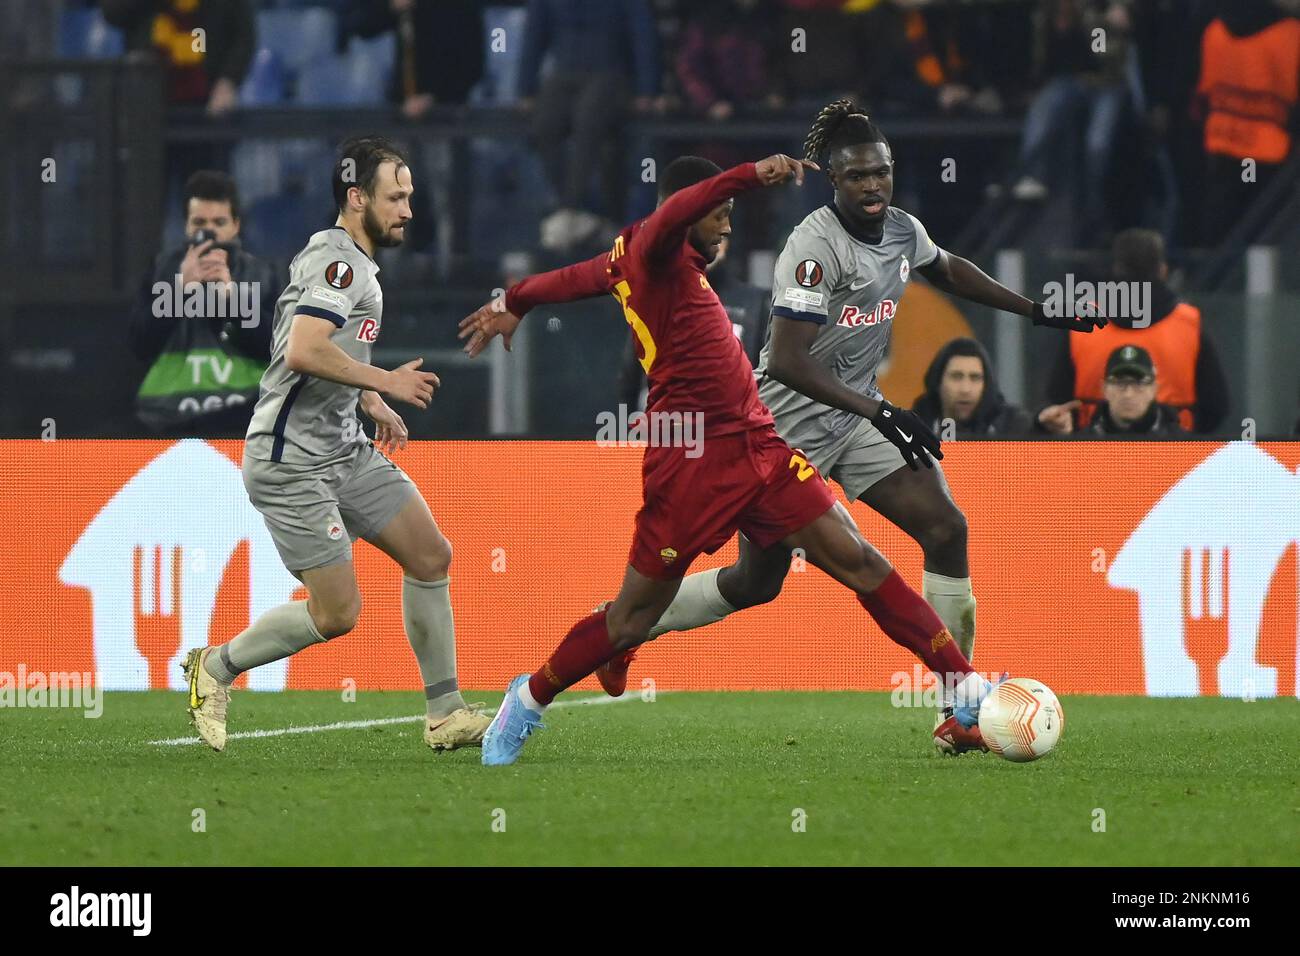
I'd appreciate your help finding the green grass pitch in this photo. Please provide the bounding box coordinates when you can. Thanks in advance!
[3,691,1296,866]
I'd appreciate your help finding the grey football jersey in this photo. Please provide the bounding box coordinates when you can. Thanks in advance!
[245,227,383,465]
[755,204,939,451]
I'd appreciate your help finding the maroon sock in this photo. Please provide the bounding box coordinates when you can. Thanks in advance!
[528,609,620,706]
[859,570,973,682]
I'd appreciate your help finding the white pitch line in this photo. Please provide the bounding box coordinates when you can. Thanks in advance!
[148,692,651,747]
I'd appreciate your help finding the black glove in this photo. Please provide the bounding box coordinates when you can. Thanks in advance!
[869,400,943,471]
[1032,299,1107,332]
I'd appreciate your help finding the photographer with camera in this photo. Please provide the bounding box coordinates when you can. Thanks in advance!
[129,171,281,437]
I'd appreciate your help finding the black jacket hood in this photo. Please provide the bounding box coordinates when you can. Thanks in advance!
[913,337,1021,434]
[1215,2,1289,39]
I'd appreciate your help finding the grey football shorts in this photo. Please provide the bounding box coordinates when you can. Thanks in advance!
[798,417,942,502]
[242,441,418,572]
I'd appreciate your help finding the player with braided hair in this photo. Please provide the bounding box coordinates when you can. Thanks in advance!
[606,99,1104,754]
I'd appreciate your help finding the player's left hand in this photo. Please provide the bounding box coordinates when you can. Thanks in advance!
[458,296,522,357]
[755,154,819,187]
[1031,299,1107,332]
[363,395,409,453]
[869,400,943,471]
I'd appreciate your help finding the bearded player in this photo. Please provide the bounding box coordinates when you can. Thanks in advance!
[182,136,491,753]
[460,154,1000,765]
[592,101,1105,754]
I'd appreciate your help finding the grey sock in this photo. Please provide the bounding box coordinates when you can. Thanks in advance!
[403,575,466,720]
[204,601,326,684]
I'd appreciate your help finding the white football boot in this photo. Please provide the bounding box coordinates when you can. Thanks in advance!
[182,647,230,752]
[424,703,492,751]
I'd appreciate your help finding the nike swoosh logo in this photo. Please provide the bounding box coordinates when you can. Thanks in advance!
[896,428,913,444]
[849,278,875,291]
[188,657,204,710]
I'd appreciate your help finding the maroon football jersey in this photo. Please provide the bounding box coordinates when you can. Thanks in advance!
[507,163,773,438]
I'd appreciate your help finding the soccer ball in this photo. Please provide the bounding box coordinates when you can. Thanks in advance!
[978,677,1064,762]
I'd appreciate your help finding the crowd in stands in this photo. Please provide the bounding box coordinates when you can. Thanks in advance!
[36,0,1299,252]
[20,0,1298,438]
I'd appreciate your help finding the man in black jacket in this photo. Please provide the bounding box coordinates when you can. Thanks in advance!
[129,171,279,436]
[1082,344,1188,436]
[1042,343,1189,436]
[912,337,1032,437]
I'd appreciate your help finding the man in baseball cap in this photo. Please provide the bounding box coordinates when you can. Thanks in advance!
[1086,344,1187,436]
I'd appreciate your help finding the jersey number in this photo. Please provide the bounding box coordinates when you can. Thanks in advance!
[613,279,657,373]
[789,453,815,482]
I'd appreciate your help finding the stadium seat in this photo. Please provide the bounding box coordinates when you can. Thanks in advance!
[239,49,288,108]
[294,56,358,106]
[255,8,337,76]
[231,138,336,213]
[468,141,552,260]
[58,8,125,59]
[277,139,338,201]
[471,6,528,105]
[242,192,333,259]
[346,32,396,85]
[295,43,390,106]
[230,141,285,208]
[338,57,387,107]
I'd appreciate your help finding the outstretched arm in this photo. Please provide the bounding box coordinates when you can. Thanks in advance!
[505,251,612,316]
[459,251,611,357]
[640,155,817,262]
[917,248,1033,316]
[639,164,760,261]
[918,249,1106,332]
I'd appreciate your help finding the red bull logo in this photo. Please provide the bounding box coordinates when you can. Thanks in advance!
[837,300,895,328]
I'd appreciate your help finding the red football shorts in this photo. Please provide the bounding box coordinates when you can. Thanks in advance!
[629,425,837,580]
